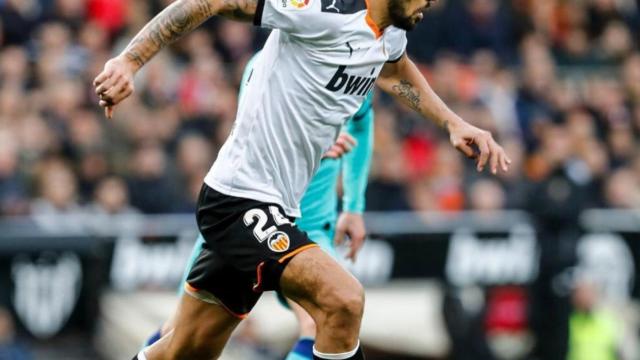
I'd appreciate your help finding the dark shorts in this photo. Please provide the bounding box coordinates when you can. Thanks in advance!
[185,184,318,318]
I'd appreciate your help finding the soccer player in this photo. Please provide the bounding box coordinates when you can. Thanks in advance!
[94,0,511,358]
[144,55,375,360]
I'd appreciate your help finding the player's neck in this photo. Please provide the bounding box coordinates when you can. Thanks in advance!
[366,0,392,32]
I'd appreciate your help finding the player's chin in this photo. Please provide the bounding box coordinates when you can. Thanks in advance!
[394,18,419,31]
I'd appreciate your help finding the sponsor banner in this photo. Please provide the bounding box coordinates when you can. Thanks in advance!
[109,231,198,291]
[367,225,539,287]
[0,210,639,339]
[0,236,109,339]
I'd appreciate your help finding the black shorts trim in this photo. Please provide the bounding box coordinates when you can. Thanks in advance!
[253,243,318,292]
[184,282,249,319]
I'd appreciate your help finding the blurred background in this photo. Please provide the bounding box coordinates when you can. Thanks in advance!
[1,0,640,359]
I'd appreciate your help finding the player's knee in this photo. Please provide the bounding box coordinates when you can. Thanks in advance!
[321,279,364,322]
[340,281,365,319]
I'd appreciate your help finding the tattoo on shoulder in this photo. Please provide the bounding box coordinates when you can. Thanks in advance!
[392,80,421,113]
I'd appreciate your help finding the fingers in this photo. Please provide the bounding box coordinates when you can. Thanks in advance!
[99,81,131,120]
[99,100,115,119]
[453,139,477,159]
[453,125,512,174]
[489,141,499,174]
[347,231,365,262]
[322,133,357,159]
[105,106,114,119]
[93,68,113,88]
[99,78,134,106]
[333,225,346,246]
[94,59,136,117]
[339,133,357,148]
[335,134,355,154]
[99,100,112,108]
[94,72,120,96]
[475,135,512,174]
[323,146,341,159]
[96,81,133,120]
[500,151,512,172]
[99,76,125,99]
[476,135,491,172]
[489,142,512,174]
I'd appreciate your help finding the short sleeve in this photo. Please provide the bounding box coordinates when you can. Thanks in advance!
[384,27,407,63]
[254,0,318,33]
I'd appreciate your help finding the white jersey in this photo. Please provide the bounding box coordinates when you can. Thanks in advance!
[204,0,407,217]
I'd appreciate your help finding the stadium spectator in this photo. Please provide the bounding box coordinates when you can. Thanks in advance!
[0,0,638,221]
[2,0,640,358]
[126,142,184,214]
[467,177,505,212]
[366,108,411,211]
[89,176,137,216]
[604,168,640,209]
[0,130,27,216]
[175,133,215,211]
[30,157,85,232]
[30,157,82,213]
[568,277,622,360]
[0,307,31,360]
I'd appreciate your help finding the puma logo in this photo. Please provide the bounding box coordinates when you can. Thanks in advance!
[325,0,340,12]
[346,42,354,57]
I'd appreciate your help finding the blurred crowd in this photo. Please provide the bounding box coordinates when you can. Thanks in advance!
[0,0,639,221]
[1,1,640,359]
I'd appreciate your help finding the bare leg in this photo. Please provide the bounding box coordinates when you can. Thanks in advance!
[280,247,364,353]
[144,293,241,360]
[288,299,317,338]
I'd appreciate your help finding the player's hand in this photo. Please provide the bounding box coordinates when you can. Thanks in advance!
[323,133,357,159]
[334,212,366,262]
[93,55,138,119]
[448,119,511,174]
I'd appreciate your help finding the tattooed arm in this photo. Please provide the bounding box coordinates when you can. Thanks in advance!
[378,54,511,174]
[93,0,257,117]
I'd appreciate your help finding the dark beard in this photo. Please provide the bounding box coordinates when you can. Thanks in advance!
[388,0,416,31]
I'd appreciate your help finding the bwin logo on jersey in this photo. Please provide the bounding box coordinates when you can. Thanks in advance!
[326,66,376,96]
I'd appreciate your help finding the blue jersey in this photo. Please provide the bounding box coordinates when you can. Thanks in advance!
[296,95,374,232]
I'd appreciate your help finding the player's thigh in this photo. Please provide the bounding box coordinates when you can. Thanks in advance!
[280,247,363,315]
[147,293,241,359]
[275,226,336,309]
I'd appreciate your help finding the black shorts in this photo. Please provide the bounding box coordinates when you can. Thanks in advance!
[185,184,318,318]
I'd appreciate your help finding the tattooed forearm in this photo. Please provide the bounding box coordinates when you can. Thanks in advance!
[391,79,453,130]
[219,0,258,20]
[380,58,459,131]
[123,0,216,68]
[392,80,421,113]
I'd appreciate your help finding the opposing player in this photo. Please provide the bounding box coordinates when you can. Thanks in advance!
[144,55,375,360]
[94,0,511,358]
